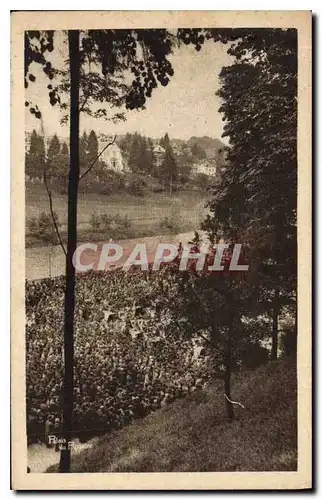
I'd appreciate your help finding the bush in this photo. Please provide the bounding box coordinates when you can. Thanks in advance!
[114,213,132,229]
[26,217,39,235]
[78,169,125,196]
[151,183,165,193]
[89,213,101,231]
[194,173,211,190]
[281,328,297,358]
[127,180,144,196]
[100,213,114,230]
[238,342,270,370]
[26,211,61,245]
[159,216,179,233]
[89,212,133,234]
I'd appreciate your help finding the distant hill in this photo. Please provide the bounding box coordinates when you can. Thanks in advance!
[187,136,227,161]
[188,136,226,151]
[115,134,226,153]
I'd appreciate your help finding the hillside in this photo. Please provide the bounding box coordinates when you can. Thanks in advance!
[187,136,227,160]
[47,359,297,473]
[25,183,209,248]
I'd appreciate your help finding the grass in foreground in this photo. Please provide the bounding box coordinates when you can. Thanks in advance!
[47,359,297,472]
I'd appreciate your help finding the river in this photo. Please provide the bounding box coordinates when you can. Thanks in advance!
[25,231,200,281]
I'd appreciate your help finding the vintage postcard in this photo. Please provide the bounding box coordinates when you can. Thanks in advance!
[11,10,312,490]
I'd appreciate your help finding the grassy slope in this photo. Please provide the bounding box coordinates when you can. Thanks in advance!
[26,183,208,247]
[48,359,297,473]
[26,183,208,226]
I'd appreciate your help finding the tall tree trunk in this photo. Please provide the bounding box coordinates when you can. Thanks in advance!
[59,29,80,473]
[271,287,279,361]
[224,334,234,421]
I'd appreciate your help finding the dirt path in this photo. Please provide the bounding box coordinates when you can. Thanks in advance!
[28,438,99,473]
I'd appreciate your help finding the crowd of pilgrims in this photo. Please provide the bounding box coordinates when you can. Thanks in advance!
[26,267,213,446]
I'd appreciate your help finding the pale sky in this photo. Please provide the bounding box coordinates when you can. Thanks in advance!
[25,31,233,142]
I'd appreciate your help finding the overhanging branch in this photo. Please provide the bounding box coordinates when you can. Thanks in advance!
[79,95,89,113]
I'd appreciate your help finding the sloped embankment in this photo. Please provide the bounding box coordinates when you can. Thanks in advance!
[47,359,297,473]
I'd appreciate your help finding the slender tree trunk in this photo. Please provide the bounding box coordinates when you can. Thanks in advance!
[212,293,235,421]
[59,29,80,473]
[271,287,279,361]
[224,334,234,421]
[294,305,298,361]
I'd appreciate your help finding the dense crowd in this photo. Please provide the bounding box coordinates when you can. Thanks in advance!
[26,268,213,445]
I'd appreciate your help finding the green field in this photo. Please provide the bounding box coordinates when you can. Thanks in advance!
[47,359,297,473]
[26,183,209,246]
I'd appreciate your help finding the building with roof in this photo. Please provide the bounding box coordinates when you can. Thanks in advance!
[99,141,125,172]
[153,144,165,166]
[191,159,217,177]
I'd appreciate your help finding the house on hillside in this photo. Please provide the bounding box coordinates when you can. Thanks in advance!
[191,159,217,177]
[99,141,125,172]
[153,144,165,166]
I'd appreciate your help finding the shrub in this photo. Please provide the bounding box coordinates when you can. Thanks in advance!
[126,176,146,196]
[159,216,179,233]
[194,173,211,190]
[151,183,165,193]
[78,169,125,195]
[238,342,270,370]
[100,213,114,230]
[26,211,61,245]
[89,212,133,235]
[281,328,297,358]
[26,217,39,236]
[89,213,101,231]
[114,213,132,229]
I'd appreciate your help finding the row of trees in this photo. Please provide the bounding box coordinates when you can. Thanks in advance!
[26,128,209,194]
[25,129,102,182]
[162,141,178,193]
[25,130,46,179]
[119,132,155,175]
[119,131,179,191]
[26,129,180,194]
[170,27,297,420]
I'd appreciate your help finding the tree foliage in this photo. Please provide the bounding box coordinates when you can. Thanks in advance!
[25,29,177,124]
[127,133,155,175]
[25,129,46,179]
[167,27,298,416]
[191,142,207,160]
[160,132,170,149]
[199,28,297,360]
[161,143,178,193]
[86,130,99,166]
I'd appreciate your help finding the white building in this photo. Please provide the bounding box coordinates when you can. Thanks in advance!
[99,141,125,172]
[153,144,165,155]
[153,144,165,167]
[191,159,217,177]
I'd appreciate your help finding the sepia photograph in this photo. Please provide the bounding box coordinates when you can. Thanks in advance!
[11,10,312,490]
